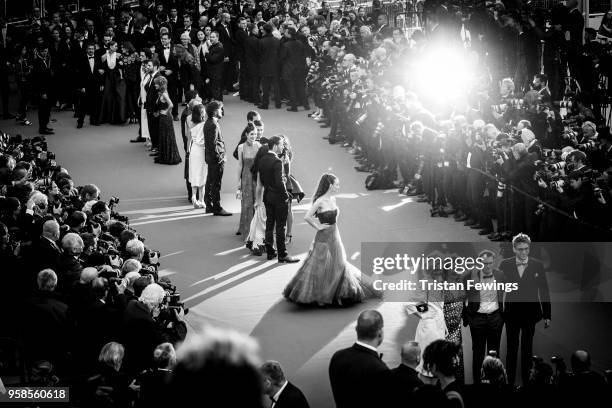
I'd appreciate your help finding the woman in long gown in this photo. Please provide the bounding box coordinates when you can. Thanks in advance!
[246,139,270,256]
[283,173,381,306]
[152,76,182,165]
[236,123,261,236]
[99,41,127,124]
[188,104,207,207]
[279,136,304,245]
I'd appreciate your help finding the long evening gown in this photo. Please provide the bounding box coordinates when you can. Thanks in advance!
[238,142,260,236]
[283,209,381,306]
[155,96,182,165]
[98,52,126,124]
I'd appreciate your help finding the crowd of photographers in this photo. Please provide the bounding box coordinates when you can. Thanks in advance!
[0,132,191,405]
[307,0,612,242]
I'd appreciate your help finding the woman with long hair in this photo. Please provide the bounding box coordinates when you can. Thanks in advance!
[283,173,381,306]
[278,135,304,244]
[246,139,270,256]
[99,40,127,124]
[189,103,207,207]
[122,41,140,124]
[153,76,182,165]
[236,123,261,236]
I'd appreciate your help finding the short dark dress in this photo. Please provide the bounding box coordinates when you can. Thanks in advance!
[155,96,182,165]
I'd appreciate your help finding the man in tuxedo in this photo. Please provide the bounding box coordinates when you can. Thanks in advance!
[145,59,162,153]
[258,23,281,109]
[206,31,225,101]
[257,136,299,263]
[245,23,261,104]
[235,17,249,101]
[463,249,506,383]
[217,12,236,94]
[156,32,180,120]
[32,47,54,135]
[203,101,231,216]
[261,361,310,408]
[381,341,423,407]
[280,27,309,112]
[500,233,551,386]
[329,310,388,408]
[76,44,103,129]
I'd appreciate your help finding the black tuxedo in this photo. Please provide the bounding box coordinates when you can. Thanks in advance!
[329,343,389,408]
[245,34,260,102]
[463,268,506,383]
[156,45,180,115]
[235,27,249,100]
[381,364,423,407]
[27,236,62,285]
[76,54,104,125]
[274,382,310,408]
[258,33,281,108]
[258,151,290,257]
[32,55,53,132]
[218,22,236,92]
[206,42,225,101]
[145,71,163,148]
[204,118,225,211]
[499,257,551,385]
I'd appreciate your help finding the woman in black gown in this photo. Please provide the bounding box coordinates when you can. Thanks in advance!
[99,41,127,124]
[152,76,182,165]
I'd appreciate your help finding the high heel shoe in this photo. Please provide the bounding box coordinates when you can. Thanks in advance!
[192,197,201,209]
[285,235,292,245]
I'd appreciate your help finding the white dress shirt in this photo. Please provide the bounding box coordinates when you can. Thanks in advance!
[88,55,95,73]
[516,257,528,278]
[355,341,378,353]
[271,380,288,408]
[164,47,170,62]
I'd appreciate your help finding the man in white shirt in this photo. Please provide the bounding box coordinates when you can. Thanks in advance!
[463,249,506,383]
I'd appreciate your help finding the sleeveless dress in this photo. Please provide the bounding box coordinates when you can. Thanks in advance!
[155,96,182,165]
[98,52,126,124]
[189,122,206,186]
[238,142,260,236]
[283,209,382,306]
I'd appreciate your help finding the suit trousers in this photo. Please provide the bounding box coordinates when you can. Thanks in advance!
[264,199,288,257]
[205,162,224,211]
[239,61,248,100]
[223,59,237,92]
[260,75,280,108]
[37,95,51,132]
[210,76,223,101]
[505,318,536,386]
[469,310,504,383]
[147,111,159,149]
[248,73,260,103]
[76,89,100,125]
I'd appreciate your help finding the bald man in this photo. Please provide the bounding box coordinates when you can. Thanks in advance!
[381,341,423,407]
[561,350,607,407]
[329,310,389,408]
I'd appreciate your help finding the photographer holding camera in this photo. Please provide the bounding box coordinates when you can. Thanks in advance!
[121,283,186,376]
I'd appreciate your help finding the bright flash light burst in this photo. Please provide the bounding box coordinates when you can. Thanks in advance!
[411,47,474,107]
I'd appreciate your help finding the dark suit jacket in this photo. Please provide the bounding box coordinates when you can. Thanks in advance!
[258,152,289,204]
[499,257,551,323]
[206,42,225,80]
[121,300,166,375]
[144,71,162,112]
[155,45,180,83]
[275,382,310,408]
[217,23,235,57]
[28,236,62,283]
[204,118,225,165]
[235,27,249,62]
[462,268,506,325]
[280,37,307,80]
[258,33,280,77]
[329,343,389,408]
[245,35,260,75]
[77,54,104,91]
[381,364,423,407]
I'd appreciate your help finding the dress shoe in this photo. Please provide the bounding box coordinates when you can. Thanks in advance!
[257,105,269,110]
[252,247,263,256]
[45,127,54,132]
[39,129,54,135]
[213,209,232,216]
[76,122,83,129]
[267,250,278,260]
[478,229,493,235]
[286,107,298,112]
[470,223,484,229]
[149,152,159,157]
[464,219,477,226]
[487,232,501,240]
[205,207,214,214]
[130,137,146,143]
[278,255,299,263]
[416,197,429,203]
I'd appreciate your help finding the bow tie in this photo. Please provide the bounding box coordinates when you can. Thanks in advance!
[88,56,94,59]
[379,353,384,360]
[516,261,527,266]
[269,396,277,403]
[164,46,170,49]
